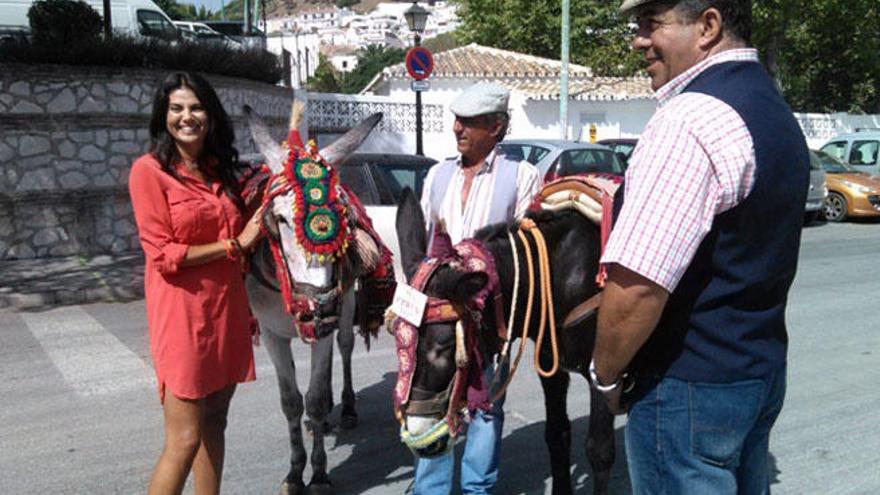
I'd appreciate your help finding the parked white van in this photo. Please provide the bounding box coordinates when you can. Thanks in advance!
[820,129,880,177]
[0,0,178,40]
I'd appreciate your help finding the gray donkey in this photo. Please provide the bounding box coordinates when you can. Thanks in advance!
[243,102,394,495]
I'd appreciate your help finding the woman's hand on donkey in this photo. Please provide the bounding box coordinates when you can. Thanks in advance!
[237,206,265,251]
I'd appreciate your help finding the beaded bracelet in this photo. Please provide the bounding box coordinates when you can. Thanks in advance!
[224,239,241,260]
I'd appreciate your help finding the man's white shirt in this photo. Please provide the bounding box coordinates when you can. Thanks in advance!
[420,147,540,244]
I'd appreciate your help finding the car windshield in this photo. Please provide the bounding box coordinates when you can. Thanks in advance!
[561,148,624,175]
[137,10,178,41]
[371,162,429,203]
[815,150,856,173]
[498,143,551,165]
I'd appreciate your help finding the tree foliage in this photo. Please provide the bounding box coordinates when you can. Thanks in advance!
[454,0,641,77]
[754,0,880,113]
[154,0,213,20]
[339,44,406,94]
[454,0,880,113]
[307,54,342,92]
[28,0,102,45]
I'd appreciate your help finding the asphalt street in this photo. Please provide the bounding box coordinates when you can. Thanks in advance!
[1,220,879,494]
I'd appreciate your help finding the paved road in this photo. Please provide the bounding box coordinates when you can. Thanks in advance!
[1,220,879,494]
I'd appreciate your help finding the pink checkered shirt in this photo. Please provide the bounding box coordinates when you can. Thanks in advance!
[601,49,760,292]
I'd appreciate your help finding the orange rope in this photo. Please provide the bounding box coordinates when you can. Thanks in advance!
[491,228,535,403]
[492,218,559,403]
[521,218,559,378]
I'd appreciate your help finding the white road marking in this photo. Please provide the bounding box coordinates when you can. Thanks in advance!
[21,306,152,396]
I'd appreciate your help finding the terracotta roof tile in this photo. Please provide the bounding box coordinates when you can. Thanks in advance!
[368,43,652,101]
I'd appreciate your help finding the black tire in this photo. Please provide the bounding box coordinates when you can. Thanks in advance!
[804,211,820,225]
[823,192,848,222]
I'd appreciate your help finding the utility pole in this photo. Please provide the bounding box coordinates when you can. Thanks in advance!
[102,0,112,39]
[414,33,423,155]
[243,0,251,35]
[559,0,570,140]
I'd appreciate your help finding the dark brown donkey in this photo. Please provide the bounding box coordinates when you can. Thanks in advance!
[393,187,618,494]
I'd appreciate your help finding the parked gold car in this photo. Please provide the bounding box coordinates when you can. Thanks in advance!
[814,150,880,222]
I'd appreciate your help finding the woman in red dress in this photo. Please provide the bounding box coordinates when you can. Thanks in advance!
[129,72,262,495]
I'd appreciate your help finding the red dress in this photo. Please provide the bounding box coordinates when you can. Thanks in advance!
[129,154,255,402]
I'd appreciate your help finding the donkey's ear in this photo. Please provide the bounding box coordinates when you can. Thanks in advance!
[396,187,427,282]
[434,269,488,304]
[452,272,489,304]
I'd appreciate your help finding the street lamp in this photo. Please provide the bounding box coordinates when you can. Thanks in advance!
[404,1,429,155]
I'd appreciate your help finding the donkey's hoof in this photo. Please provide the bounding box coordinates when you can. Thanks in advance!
[339,412,358,430]
[307,477,333,495]
[280,480,306,495]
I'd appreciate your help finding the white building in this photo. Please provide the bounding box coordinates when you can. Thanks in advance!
[265,30,321,89]
[265,5,356,35]
[263,1,461,51]
[360,43,655,158]
[321,44,360,73]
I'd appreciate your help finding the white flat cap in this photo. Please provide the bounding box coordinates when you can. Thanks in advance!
[449,83,509,117]
[619,0,660,14]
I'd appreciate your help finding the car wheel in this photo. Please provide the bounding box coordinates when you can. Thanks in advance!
[823,192,848,222]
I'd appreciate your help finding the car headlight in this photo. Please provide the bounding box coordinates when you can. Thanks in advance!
[842,180,877,194]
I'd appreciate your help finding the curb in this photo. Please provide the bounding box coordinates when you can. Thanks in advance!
[0,254,145,311]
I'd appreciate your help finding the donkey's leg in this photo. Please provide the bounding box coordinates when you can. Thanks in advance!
[263,331,308,495]
[305,333,335,492]
[337,288,357,429]
[586,386,616,495]
[540,371,573,495]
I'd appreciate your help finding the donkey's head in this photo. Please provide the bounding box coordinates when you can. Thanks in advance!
[392,188,494,457]
[245,101,381,337]
[246,102,380,288]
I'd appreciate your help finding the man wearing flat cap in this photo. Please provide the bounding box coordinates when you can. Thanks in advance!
[591,1,808,493]
[413,82,538,494]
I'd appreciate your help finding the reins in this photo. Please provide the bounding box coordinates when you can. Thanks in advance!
[489,217,559,403]
[489,177,615,402]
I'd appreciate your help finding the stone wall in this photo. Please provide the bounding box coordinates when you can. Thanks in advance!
[0,64,293,260]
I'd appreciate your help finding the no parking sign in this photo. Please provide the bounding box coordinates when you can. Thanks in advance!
[405,47,434,81]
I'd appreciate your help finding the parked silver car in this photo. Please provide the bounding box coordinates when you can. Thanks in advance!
[805,150,828,224]
[497,139,625,183]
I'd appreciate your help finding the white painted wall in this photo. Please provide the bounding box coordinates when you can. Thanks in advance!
[795,113,880,149]
[329,54,359,72]
[307,87,880,161]
[378,77,658,152]
[266,31,320,89]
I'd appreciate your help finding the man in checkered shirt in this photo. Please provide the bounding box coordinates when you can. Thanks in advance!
[590,1,809,493]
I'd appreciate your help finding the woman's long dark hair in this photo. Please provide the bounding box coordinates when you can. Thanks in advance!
[148,72,246,211]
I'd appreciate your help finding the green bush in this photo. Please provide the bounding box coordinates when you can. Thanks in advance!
[28,0,103,45]
[0,35,284,84]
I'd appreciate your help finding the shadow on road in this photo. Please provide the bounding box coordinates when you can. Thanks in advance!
[326,371,415,492]
[496,419,630,494]
[324,371,632,494]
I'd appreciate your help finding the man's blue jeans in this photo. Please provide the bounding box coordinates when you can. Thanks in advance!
[625,366,786,495]
[412,355,507,495]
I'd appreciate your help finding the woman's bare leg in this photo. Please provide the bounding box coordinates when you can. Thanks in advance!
[193,385,237,495]
[148,393,204,495]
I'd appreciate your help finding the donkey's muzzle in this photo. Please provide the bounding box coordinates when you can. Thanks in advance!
[400,419,455,458]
